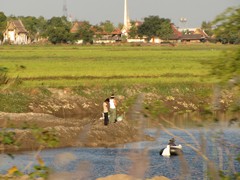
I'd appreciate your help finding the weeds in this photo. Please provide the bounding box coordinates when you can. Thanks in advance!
[0,66,9,85]
[0,92,31,113]
[0,120,59,179]
[159,116,240,179]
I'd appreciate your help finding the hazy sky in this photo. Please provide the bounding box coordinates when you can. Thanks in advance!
[0,0,239,28]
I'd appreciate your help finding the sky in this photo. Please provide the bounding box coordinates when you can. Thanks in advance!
[0,0,239,28]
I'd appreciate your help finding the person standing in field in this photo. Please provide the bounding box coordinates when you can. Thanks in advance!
[103,98,110,126]
[109,94,117,123]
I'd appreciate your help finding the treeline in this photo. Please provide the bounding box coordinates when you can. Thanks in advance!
[0,5,240,44]
[0,14,82,44]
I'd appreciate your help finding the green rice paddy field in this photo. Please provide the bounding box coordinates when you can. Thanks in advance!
[0,44,238,87]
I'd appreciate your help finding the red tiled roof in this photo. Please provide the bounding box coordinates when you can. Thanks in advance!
[168,24,182,40]
[111,28,122,35]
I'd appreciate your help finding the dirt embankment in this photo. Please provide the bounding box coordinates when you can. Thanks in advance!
[0,89,153,153]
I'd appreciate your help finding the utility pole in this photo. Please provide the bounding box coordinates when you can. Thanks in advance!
[63,0,68,18]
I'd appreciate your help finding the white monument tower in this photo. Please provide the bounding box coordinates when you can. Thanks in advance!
[122,0,130,35]
[124,0,128,28]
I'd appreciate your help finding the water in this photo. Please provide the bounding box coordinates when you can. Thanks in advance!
[0,127,239,180]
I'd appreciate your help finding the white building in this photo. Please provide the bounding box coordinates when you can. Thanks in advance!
[3,20,29,45]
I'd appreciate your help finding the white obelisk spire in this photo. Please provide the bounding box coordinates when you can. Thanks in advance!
[122,0,130,35]
[124,0,128,28]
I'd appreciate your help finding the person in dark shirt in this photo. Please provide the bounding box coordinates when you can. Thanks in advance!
[103,98,110,125]
[168,138,176,146]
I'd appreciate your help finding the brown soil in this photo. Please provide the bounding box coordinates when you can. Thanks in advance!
[96,174,170,180]
[0,89,154,153]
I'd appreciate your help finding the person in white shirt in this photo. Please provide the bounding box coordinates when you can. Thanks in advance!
[109,94,117,123]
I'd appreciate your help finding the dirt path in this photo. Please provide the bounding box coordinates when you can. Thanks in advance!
[126,93,149,134]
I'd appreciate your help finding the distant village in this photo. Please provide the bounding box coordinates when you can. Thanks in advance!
[0,0,237,45]
[0,17,212,46]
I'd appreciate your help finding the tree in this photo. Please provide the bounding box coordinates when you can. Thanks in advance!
[76,21,94,44]
[117,23,124,30]
[211,48,240,83]
[46,16,73,44]
[212,6,240,44]
[201,21,214,37]
[128,21,138,38]
[138,16,173,42]
[99,20,115,33]
[20,16,47,42]
[0,12,7,41]
[91,24,104,39]
[157,21,173,40]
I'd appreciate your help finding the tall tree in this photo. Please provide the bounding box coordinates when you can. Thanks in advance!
[20,16,47,41]
[99,20,115,33]
[138,16,173,42]
[76,21,94,44]
[128,21,138,38]
[0,12,7,41]
[212,6,240,44]
[46,16,72,44]
[210,6,240,86]
[211,48,240,83]
[201,21,213,37]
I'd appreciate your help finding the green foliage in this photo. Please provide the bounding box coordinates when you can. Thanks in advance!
[76,21,94,44]
[128,21,138,38]
[138,16,173,41]
[211,48,240,83]
[39,87,52,97]
[157,20,174,40]
[0,12,7,41]
[212,6,240,44]
[230,98,240,112]
[0,12,7,33]
[20,16,47,41]
[46,16,73,44]
[0,92,30,113]
[32,128,59,147]
[0,130,16,145]
[0,122,56,179]
[99,20,115,33]
[201,21,214,37]
[0,66,9,85]
[144,100,169,118]
[29,165,50,179]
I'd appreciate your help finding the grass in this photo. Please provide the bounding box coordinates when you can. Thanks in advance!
[0,44,238,88]
[0,44,239,179]
[0,43,239,116]
[0,92,31,113]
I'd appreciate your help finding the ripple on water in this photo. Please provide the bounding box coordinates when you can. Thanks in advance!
[0,127,239,179]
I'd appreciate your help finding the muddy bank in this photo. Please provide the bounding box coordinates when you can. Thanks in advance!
[0,88,156,153]
[1,85,238,153]
[0,110,153,153]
